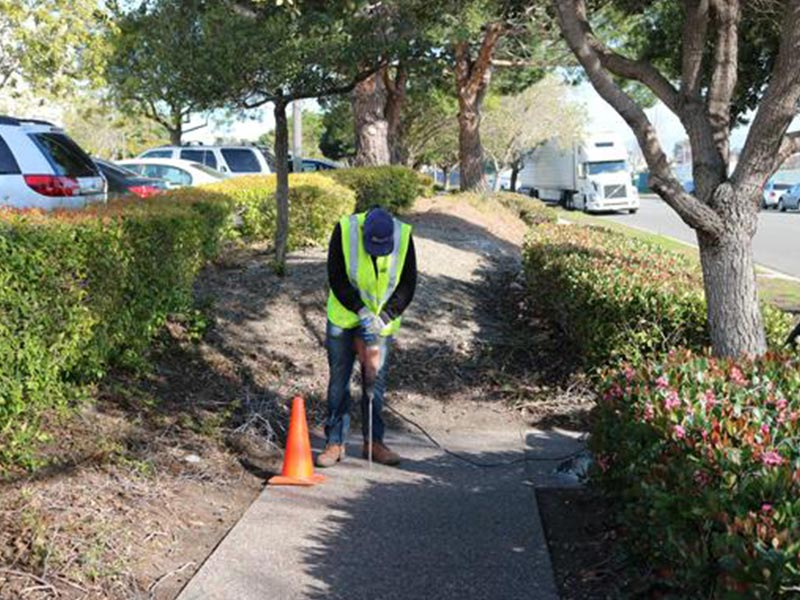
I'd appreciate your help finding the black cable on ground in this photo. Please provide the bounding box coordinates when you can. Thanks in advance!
[384,405,587,469]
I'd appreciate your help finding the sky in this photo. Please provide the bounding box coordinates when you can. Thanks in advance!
[195,83,770,158]
[81,77,795,169]
[567,83,758,157]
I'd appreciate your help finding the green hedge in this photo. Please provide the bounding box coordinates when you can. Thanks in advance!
[199,173,356,249]
[595,351,800,596]
[496,193,557,226]
[0,197,229,468]
[0,170,393,470]
[522,224,791,369]
[328,165,423,214]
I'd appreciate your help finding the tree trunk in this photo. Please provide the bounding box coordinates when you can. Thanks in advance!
[457,91,487,191]
[169,107,183,145]
[385,66,407,165]
[510,162,520,192]
[696,186,766,357]
[273,98,290,275]
[442,166,450,191]
[454,26,502,192]
[352,71,390,166]
[491,158,501,192]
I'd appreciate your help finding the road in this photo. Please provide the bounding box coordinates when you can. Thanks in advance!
[602,195,800,278]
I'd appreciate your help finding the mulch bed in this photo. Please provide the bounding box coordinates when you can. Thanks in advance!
[537,487,628,599]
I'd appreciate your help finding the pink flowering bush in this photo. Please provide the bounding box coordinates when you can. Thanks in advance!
[522,224,792,368]
[594,350,800,597]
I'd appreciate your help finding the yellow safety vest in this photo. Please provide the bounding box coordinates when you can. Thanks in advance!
[327,212,412,336]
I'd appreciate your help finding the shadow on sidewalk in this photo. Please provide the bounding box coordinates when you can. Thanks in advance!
[299,430,581,600]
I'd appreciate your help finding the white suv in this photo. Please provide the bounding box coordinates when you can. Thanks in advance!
[0,116,106,209]
[138,144,272,177]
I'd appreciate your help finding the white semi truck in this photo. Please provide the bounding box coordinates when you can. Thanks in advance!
[516,132,639,214]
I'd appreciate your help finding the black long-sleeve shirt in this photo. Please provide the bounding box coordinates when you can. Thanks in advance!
[327,222,417,320]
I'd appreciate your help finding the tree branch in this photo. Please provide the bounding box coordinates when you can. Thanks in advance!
[555,0,724,236]
[680,0,710,97]
[706,0,741,161]
[571,7,681,114]
[183,121,208,135]
[775,131,800,169]
[465,22,505,96]
[240,62,387,110]
[142,98,173,131]
[733,0,800,190]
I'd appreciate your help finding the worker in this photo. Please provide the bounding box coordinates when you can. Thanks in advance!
[316,206,417,468]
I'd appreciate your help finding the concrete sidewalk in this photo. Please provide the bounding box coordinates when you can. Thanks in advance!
[177,426,577,600]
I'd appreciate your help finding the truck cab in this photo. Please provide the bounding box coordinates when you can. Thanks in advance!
[519,132,639,214]
[575,135,639,213]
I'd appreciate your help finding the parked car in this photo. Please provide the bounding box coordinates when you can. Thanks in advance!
[94,158,167,200]
[762,179,794,209]
[777,183,800,212]
[137,144,271,177]
[0,115,106,209]
[116,158,228,188]
[288,157,340,172]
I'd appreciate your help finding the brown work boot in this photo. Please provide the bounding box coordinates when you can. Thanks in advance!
[362,441,401,466]
[316,444,345,468]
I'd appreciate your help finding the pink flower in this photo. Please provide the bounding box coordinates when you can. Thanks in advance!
[761,503,773,513]
[624,366,636,382]
[730,366,747,386]
[762,451,784,467]
[643,402,655,422]
[656,375,669,390]
[703,389,717,410]
[776,398,788,411]
[664,391,682,411]
[673,425,686,439]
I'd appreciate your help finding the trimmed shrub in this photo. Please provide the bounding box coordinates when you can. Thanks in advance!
[594,351,800,596]
[0,173,357,470]
[523,224,791,368]
[328,165,422,214]
[496,192,557,226]
[416,172,436,199]
[199,173,356,249]
[0,196,229,468]
[523,224,707,367]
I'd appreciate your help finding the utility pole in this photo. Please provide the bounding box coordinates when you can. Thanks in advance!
[292,100,302,173]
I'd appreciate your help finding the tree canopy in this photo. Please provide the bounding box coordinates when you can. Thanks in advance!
[482,75,586,188]
[0,0,109,95]
[554,0,800,357]
[107,0,234,144]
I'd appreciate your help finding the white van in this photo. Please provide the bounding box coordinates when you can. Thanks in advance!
[517,132,639,214]
[138,144,271,177]
[0,116,106,209]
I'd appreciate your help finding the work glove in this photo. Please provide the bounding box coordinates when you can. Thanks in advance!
[358,307,378,345]
[371,312,390,335]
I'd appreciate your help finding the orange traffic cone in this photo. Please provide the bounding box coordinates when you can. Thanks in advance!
[269,396,326,486]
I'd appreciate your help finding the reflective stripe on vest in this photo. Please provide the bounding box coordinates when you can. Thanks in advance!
[347,214,403,308]
[327,212,411,334]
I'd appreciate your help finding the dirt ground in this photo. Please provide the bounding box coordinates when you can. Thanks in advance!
[538,487,626,599]
[0,193,602,599]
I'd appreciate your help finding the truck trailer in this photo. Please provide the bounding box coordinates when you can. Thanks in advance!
[515,132,639,214]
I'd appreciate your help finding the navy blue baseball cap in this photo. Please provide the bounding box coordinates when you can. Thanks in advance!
[363,207,394,256]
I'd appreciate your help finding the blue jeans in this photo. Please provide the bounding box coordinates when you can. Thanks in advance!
[324,321,391,445]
